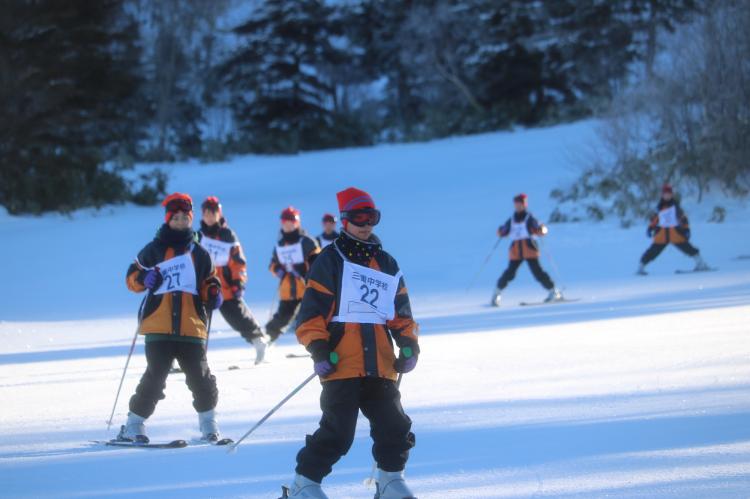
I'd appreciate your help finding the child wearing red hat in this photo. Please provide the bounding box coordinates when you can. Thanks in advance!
[198,196,267,364]
[118,193,225,444]
[266,206,320,343]
[282,187,419,499]
[316,213,339,249]
[637,185,709,274]
[491,194,561,306]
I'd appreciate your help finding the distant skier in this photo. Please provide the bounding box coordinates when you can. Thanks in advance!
[637,184,709,275]
[198,196,267,364]
[491,193,561,306]
[118,193,224,444]
[282,187,418,499]
[316,213,339,249]
[266,206,320,344]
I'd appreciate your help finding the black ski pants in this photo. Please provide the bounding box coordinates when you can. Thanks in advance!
[641,242,700,264]
[129,339,217,418]
[266,299,300,341]
[497,258,554,290]
[296,377,415,483]
[220,298,262,342]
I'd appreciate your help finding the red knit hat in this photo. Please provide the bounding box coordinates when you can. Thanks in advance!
[513,193,528,205]
[162,192,193,223]
[281,206,301,223]
[662,184,673,194]
[337,187,375,212]
[201,196,222,213]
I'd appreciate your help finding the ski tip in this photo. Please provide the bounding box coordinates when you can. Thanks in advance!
[170,439,189,448]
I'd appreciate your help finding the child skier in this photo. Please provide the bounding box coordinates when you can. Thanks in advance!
[637,184,709,275]
[283,187,419,499]
[266,206,320,343]
[491,194,561,306]
[316,213,339,249]
[118,193,224,443]
[198,196,267,364]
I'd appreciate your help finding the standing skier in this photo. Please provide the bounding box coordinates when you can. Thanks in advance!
[637,184,709,275]
[198,196,267,364]
[316,213,339,249]
[283,187,418,499]
[266,206,320,344]
[118,193,224,443]
[491,194,561,306]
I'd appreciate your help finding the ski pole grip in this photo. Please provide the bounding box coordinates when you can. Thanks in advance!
[402,347,413,358]
[329,351,339,365]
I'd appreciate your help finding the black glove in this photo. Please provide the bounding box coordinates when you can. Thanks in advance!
[647,226,656,238]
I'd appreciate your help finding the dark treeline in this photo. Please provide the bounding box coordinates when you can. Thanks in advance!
[1,0,702,214]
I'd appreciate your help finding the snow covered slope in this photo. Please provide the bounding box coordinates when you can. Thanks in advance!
[2,120,750,498]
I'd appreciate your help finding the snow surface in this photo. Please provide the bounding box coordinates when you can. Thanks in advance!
[2,120,750,498]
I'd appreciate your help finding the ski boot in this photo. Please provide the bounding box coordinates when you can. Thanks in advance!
[198,409,221,443]
[544,288,563,303]
[636,263,648,276]
[693,254,710,271]
[490,287,502,307]
[116,412,149,444]
[280,474,329,498]
[375,469,416,499]
[251,336,268,365]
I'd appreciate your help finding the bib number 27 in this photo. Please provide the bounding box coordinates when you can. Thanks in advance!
[164,272,181,290]
[360,284,379,306]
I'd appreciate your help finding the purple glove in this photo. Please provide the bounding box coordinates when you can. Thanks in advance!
[394,347,418,373]
[207,286,223,310]
[143,269,163,290]
[275,268,286,279]
[314,359,336,377]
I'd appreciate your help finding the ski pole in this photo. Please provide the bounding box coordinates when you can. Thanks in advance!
[106,292,149,430]
[539,237,564,290]
[364,373,405,488]
[465,238,501,292]
[228,371,318,453]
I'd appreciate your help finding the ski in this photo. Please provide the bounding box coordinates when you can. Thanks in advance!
[191,437,234,446]
[286,353,311,359]
[92,439,188,449]
[519,298,581,307]
[675,268,718,274]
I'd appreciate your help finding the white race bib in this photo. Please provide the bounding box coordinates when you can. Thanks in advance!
[510,215,530,241]
[200,235,236,267]
[658,206,678,228]
[332,259,402,325]
[154,252,198,295]
[275,242,304,271]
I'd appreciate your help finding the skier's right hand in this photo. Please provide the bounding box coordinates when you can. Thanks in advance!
[646,226,656,238]
[274,268,286,279]
[143,269,163,290]
[308,340,337,378]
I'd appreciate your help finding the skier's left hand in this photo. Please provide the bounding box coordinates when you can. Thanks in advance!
[539,224,549,236]
[394,346,418,373]
[207,285,223,310]
[232,285,244,300]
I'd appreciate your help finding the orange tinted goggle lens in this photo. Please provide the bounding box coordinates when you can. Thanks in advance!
[345,209,380,227]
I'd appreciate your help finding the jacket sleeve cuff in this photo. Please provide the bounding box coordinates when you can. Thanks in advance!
[306,339,331,362]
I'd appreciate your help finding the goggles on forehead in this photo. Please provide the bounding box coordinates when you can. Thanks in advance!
[166,199,192,213]
[342,208,381,227]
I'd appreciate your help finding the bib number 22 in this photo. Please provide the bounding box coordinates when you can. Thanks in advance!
[360,284,379,306]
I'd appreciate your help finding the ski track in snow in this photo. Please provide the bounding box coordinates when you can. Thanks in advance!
[2,121,750,498]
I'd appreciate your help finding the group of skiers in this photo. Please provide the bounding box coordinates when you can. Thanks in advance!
[489,184,710,306]
[118,187,418,499]
[114,182,707,499]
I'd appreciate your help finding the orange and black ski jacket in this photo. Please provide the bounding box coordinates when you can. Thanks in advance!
[199,219,247,300]
[295,236,419,382]
[269,229,320,301]
[498,211,547,261]
[648,200,691,245]
[126,226,219,343]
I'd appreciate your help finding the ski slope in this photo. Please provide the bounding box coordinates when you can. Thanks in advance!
[2,120,750,498]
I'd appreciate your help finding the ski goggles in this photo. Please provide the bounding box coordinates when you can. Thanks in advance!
[342,208,381,227]
[165,198,193,213]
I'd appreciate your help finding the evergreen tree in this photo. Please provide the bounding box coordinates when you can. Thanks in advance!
[0,0,155,214]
